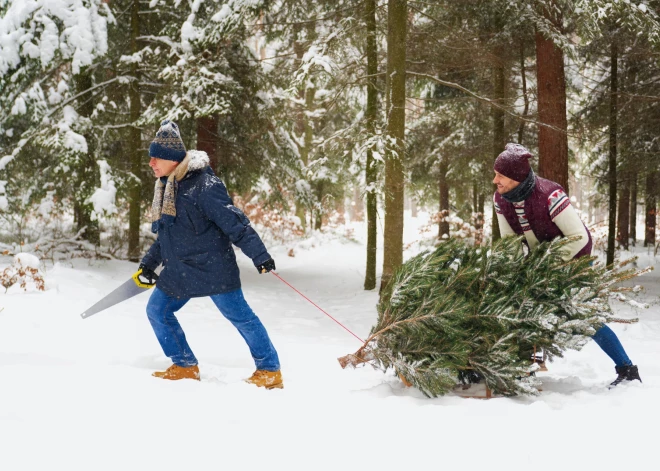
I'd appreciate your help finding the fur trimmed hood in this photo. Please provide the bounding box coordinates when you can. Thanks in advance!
[169,150,210,181]
[185,150,210,173]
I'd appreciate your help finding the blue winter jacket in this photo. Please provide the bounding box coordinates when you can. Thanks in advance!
[141,159,271,299]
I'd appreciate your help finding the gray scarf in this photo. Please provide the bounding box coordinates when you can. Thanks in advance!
[502,170,536,203]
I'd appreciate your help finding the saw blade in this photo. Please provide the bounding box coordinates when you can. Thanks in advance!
[80,278,151,319]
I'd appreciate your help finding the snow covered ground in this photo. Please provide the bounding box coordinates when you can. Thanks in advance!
[1,213,658,471]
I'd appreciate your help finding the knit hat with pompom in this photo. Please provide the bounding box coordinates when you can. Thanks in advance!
[493,143,533,182]
[149,120,187,162]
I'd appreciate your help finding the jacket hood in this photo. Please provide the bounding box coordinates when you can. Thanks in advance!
[186,150,210,172]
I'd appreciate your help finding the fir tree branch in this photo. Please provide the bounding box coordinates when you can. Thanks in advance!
[407,71,569,134]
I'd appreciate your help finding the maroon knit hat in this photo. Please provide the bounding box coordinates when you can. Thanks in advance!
[494,143,533,182]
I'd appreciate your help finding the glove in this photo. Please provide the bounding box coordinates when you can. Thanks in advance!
[256,258,276,274]
[137,263,159,285]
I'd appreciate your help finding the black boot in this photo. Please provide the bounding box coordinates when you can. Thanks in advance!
[457,369,483,388]
[609,365,642,388]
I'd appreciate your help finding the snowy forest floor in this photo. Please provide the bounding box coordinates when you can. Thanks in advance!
[1,212,658,471]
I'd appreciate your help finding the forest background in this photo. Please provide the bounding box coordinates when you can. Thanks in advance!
[1,0,660,293]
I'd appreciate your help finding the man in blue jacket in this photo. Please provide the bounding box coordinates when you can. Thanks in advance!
[139,120,282,389]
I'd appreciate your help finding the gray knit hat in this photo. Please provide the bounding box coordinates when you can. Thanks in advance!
[149,120,186,162]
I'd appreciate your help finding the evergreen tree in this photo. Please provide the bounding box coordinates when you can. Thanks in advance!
[405,0,533,243]
[0,0,113,245]
[573,1,660,259]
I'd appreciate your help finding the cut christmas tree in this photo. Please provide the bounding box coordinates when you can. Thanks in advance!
[339,237,649,397]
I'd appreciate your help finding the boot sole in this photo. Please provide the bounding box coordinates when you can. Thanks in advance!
[152,373,200,381]
[153,377,201,381]
[245,381,284,389]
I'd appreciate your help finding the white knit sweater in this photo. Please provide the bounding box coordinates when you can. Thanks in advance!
[494,189,589,261]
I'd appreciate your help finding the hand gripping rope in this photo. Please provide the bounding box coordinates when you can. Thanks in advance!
[270,271,365,344]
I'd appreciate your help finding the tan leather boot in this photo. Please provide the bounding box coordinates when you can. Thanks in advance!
[152,364,200,381]
[245,370,283,389]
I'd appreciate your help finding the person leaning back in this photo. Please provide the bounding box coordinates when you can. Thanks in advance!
[138,120,282,389]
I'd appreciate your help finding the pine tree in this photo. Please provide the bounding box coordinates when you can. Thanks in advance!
[260,0,367,229]
[572,1,660,258]
[404,0,535,244]
[0,0,113,245]
[339,236,647,397]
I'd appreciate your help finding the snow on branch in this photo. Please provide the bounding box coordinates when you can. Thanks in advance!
[0,0,113,75]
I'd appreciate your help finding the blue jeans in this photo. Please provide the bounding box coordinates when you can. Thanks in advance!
[592,325,633,368]
[146,287,280,371]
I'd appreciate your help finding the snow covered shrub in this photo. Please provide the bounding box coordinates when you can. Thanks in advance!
[233,195,304,245]
[419,211,482,246]
[470,211,485,246]
[320,208,347,229]
[589,222,610,254]
[101,218,129,258]
[0,176,77,259]
[99,208,148,259]
[1,253,45,293]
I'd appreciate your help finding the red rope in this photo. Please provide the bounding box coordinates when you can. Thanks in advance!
[270,271,365,344]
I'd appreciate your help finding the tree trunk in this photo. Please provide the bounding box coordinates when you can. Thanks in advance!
[293,25,314,230]
[380,0,407,294]
[491,61,506,242]
[314,181,324,231]
[127,0,142,261]
[197,115,218,171]
[476,193,485,246]
[630,172,637,246]
[304,86,315,158]
[606,41,617,266]
[645,171,657,247]
[73,68,100,246]
[438,159,449,239]
[617,174,630,250]
[517,40,529,145]
[351,186,365,222]
[628,66,639,248]
[535,5,569,192]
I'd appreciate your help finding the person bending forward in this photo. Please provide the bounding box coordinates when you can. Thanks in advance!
[493,143,641,388]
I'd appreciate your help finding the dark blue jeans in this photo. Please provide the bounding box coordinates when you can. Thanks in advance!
[592,325,633,367]
[146,287,280,371]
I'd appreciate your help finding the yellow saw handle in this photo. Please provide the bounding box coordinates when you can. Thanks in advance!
[132,268,158,289]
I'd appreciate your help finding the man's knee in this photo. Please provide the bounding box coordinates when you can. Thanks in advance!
[146,294,170,322]
[213,291,254,320]
[223,306,257,324]
[217,300,257,324]
[146,301,163,322]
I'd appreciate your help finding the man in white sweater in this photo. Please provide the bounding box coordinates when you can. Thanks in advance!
[493,143,641,388]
